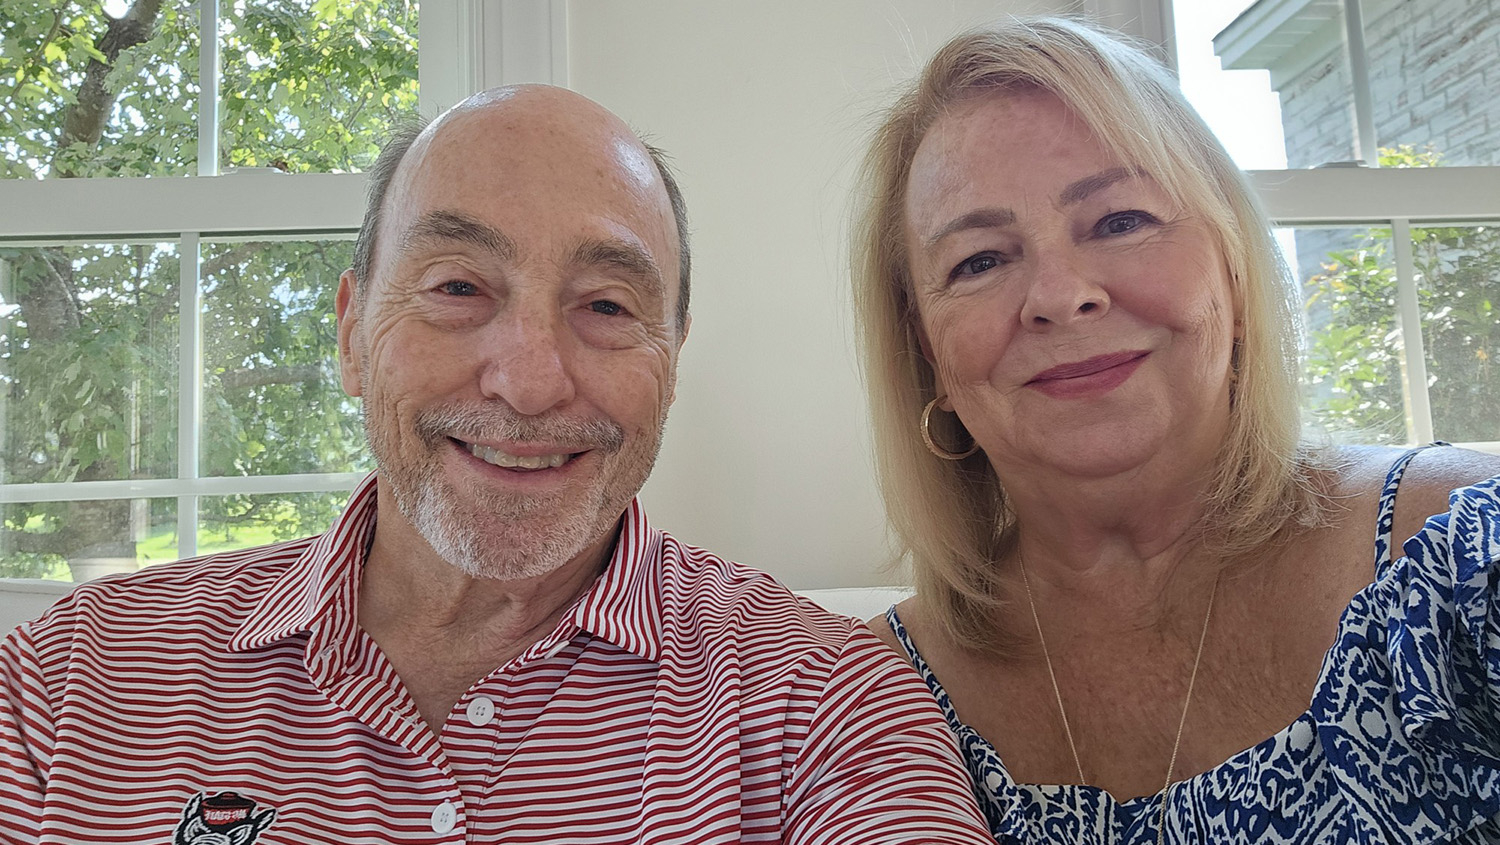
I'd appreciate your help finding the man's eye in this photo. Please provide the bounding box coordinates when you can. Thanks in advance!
[950,253,999,280]
[589,300,624,316]
[438,280,479,296]
[1097,211,1155,236]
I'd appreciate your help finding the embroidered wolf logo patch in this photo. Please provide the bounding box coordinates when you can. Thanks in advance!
[173,791,276,845]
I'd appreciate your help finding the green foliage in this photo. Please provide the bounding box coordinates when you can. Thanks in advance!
[220,1,418,172]
[0,1,414,578]
[2,2,200,178]
[1304,146,1500,444]
[2,1,417,179]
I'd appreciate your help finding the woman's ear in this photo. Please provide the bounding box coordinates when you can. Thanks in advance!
[911,317,953,410]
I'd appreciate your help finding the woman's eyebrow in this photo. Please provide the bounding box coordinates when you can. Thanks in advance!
[923,208,1017,250]
[1058,167,1138,206]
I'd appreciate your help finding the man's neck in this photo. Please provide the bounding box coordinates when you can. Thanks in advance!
[354,488,617,734]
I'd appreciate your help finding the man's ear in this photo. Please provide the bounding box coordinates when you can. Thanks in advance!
[667,313,690,407]
[335,269,363,397]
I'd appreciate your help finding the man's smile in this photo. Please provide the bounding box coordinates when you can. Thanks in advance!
[455,438,580,471]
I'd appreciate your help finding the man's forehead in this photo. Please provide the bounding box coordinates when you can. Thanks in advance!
[372,94,681,296]
[391,99,666,214]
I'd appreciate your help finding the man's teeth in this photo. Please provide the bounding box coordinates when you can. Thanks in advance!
[465,442,571,470]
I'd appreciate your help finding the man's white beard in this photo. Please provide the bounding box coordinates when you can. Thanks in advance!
[364,398,660,582]
[405,468,606,581]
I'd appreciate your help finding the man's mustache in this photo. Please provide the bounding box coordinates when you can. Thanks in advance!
[413,402,625,453]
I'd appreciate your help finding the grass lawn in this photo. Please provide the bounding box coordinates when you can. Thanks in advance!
[137,521,288,564]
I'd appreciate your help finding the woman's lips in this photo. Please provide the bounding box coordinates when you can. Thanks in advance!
[1026,351,1149,398]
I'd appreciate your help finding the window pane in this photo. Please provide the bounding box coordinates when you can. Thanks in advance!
[1,497,176,582]
[1413,223,1500,443]
[1199,0,1500,169]
[0,243,179,484]
[1289,225,1409,444]
[0,4,199,178]
[200,238,371,477]
[197,490,353,555]
[220,1,420,173]
[1176,0,1304,169]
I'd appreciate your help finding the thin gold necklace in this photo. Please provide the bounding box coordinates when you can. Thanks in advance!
[1017,554,1218,845]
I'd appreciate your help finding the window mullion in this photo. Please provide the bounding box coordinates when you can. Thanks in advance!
[1390,218,1434,444]
[1341,0,1377,166]
[178,233,203,558]
[198,0,221,177]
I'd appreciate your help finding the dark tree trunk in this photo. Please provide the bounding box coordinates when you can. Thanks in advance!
[52,0,166,178]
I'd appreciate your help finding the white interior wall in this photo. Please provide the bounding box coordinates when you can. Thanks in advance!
[568,0,1065,588]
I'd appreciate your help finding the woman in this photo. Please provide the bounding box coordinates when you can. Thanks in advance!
[852,17,1500,844]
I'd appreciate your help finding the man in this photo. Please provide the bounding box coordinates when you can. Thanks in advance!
[0,86,990,843]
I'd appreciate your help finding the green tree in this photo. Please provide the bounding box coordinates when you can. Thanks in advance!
[0,1,416,579]
[1305,146,1500,444]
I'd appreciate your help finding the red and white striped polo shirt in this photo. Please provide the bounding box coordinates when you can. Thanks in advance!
[0,474,990,844]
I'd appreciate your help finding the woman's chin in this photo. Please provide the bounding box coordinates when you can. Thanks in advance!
[1008,426,1174,481]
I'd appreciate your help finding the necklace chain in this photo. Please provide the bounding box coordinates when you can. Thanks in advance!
[1017,554,1219,845]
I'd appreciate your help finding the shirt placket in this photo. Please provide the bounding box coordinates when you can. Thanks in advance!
[306,619,470,841]
[441,627,582,836]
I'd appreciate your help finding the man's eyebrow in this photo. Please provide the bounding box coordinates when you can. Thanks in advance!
[571,239,665,298]
[400,211,515,260]
[1058,167,1138,206]
[923,208,1017,250]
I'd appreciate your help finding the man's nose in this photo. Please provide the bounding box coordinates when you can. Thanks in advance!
[477,307,577,416]
[1017,251,1110,328]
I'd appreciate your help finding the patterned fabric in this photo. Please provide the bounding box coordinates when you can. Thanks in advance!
[0,472,992,845]
[889,448,1500,843]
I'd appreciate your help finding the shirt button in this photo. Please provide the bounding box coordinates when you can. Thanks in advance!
[430,800,457,834]
[465,696,495,727]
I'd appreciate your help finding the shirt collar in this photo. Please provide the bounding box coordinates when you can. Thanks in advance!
[566,498,666,663]
[228,477,668,662]
[228,473,379,653]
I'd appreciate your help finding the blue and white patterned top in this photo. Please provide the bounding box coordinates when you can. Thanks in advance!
[889,448,1500,843]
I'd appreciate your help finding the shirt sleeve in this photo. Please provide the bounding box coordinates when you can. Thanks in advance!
[0,622,51,844]
[781,625,993,845]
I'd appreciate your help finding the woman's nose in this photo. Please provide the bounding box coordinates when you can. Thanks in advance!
[1018,253,1111,328]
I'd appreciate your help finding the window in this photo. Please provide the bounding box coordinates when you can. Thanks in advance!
[0,1,423,581]
[0,0,567,583]
[1161,0,1500,449]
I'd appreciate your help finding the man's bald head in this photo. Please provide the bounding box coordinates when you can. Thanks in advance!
[351,85,691,331]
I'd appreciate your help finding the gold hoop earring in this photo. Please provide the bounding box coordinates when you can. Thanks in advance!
[920,397,978,461]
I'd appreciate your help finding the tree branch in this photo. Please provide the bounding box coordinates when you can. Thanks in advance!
[51,0,166,178]
[215,364,325,391]
[7,5,66,100]
[198,243,263,284]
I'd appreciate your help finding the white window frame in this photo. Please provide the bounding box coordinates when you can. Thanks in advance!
[1138,0,1500,450]
[0,0,568,565]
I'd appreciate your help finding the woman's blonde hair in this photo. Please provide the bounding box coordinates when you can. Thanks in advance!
[851,17,1325,650]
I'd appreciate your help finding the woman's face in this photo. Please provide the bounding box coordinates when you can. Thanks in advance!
[903,89,1237,481]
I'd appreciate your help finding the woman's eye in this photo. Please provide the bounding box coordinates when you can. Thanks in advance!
[950,253,999,280]
[1097,211,1155,236]
[589,300,625,316]
[437,280,479,296]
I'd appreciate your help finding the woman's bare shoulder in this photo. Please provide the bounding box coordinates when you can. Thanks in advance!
[1332,444,1500,544]
[864,595,921,655]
